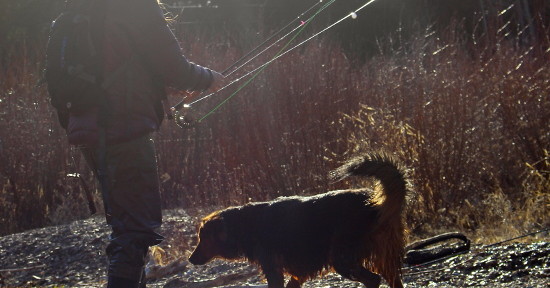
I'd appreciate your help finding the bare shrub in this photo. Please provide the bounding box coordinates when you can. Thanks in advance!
[334,23,548,241]
[1,15,547,242]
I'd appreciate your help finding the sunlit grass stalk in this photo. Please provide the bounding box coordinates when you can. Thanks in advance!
[0,19,547,241]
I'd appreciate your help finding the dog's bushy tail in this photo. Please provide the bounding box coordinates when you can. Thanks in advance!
[330,153,408,286]
[329,152,408,217]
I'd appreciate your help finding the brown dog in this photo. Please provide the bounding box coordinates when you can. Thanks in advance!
[189,153,409,288]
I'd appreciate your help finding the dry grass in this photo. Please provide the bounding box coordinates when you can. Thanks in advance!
[333,24,549,243]
[0,17,548,246]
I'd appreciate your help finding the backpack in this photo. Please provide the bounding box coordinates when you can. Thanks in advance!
[45,0,106,129]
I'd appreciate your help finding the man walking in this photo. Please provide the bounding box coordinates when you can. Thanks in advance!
[48,0,224,287]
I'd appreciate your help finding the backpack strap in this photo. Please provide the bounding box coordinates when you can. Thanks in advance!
[86,0,112,215]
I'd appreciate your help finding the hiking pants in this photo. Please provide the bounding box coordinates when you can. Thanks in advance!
[82,134,163,282]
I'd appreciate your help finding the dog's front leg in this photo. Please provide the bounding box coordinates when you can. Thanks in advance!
[264,270,285,288]
[260,262,285,288]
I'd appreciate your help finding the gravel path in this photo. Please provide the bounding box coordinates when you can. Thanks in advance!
[1,209,548,288]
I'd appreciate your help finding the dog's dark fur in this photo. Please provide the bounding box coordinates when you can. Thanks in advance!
[189,153,409,288]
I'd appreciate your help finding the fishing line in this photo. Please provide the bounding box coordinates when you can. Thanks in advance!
[193,0,338,122]
[222,2,332,79]
[171,0,335,114]
[174,0,379,126]
[222,0,326,77]
[219,0,377,91]
[191,0,376,106]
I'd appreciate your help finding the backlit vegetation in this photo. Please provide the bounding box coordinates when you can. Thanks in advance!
[0,6,548,243]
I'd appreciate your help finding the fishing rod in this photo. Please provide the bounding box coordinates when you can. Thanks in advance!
[222,0,326,77]
[173,0,379,127]
[170,0,336,118]
[210,0,377,103]
[220,0,336,80]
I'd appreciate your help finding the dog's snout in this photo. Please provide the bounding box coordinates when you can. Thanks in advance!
[189,245,210,265]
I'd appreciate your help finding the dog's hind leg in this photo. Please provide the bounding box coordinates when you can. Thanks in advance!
[381,272,404,288]
[331,245,382,288]
[333,263,381,288]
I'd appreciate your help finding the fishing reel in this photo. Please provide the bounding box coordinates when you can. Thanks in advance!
[166,90,204,129]
[171,104,202,129]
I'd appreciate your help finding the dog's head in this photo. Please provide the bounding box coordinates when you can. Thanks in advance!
[189,211,233,265]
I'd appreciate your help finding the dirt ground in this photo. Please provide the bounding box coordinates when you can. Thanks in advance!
[1,209,548,288]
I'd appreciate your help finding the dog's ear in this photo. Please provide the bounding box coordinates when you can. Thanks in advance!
[203,216,228,242]
[213,217,228,242]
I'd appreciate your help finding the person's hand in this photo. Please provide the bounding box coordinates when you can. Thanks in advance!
[207,70,225,93]
[174,70,224,103]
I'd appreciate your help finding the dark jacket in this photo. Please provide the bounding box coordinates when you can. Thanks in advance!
[67,0,213,146]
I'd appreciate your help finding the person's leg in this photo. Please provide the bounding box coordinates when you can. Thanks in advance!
[106,274,140,288]
[84,134,163,287]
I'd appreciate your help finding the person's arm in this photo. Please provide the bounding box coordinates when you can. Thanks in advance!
[123,0,221,92]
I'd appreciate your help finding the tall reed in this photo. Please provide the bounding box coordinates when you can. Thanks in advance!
[0,18,547,240]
